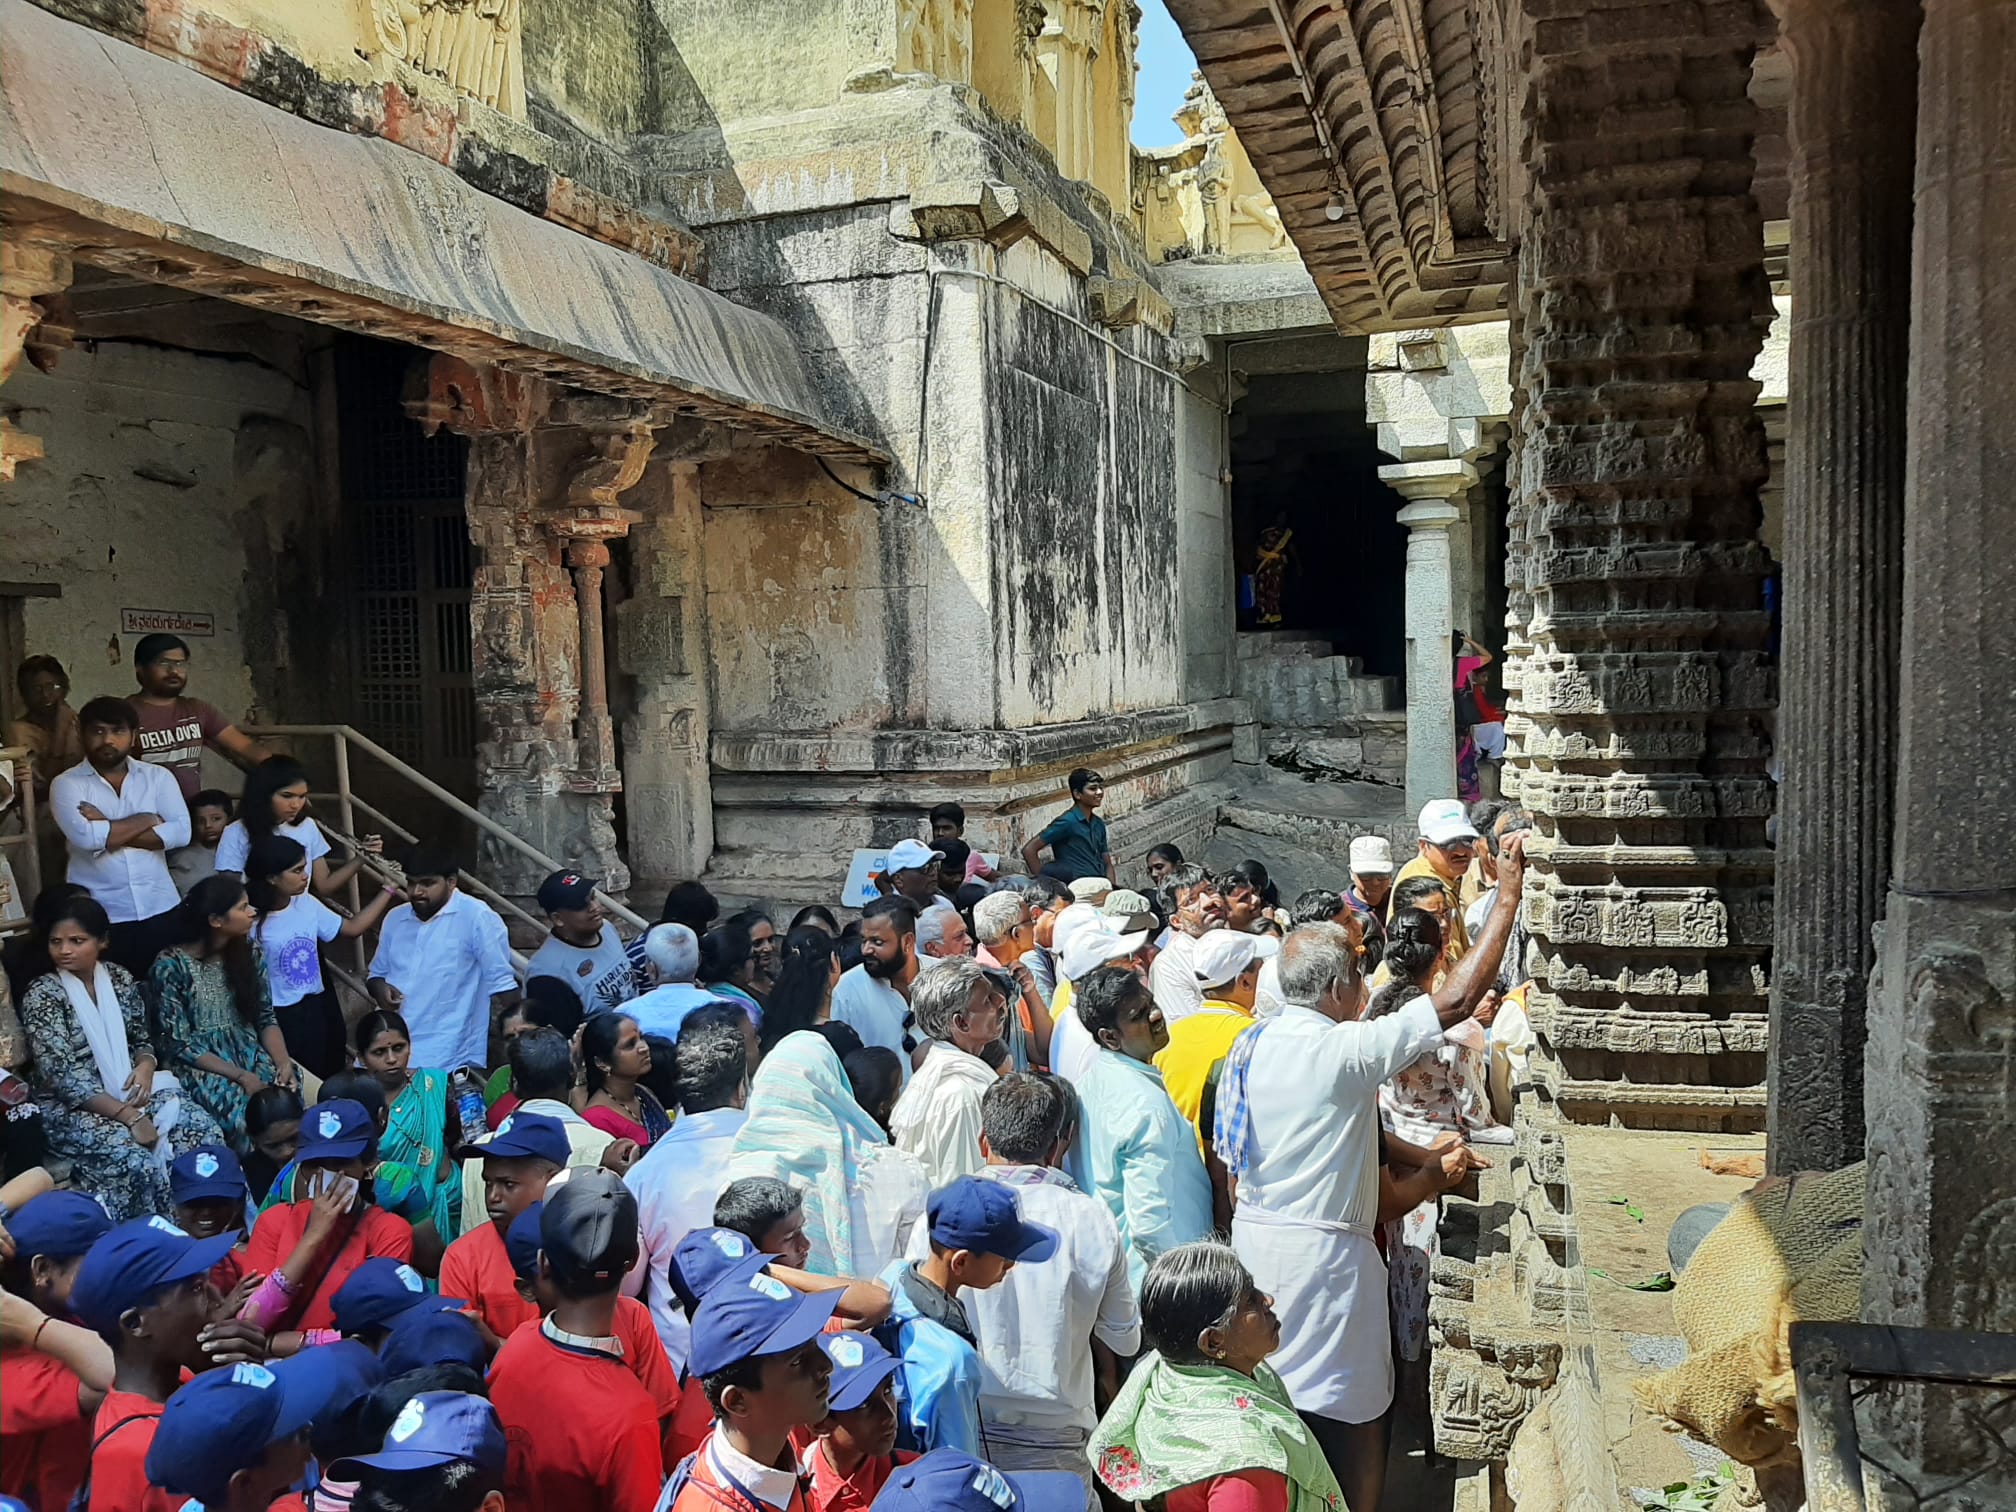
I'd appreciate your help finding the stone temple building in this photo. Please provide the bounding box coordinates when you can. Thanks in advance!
[1,0,2010,1503]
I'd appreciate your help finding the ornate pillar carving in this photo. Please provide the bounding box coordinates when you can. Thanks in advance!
[1035,0,1104,182]
[1503,0,1776,1135]
[1766,0,1918,1175]
[0,242,74,481]
[1862,0,2016,1495]
[1386,470,1471,814]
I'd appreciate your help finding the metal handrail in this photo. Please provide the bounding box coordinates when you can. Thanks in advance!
[243,724,650,936]
[1,744,41,937]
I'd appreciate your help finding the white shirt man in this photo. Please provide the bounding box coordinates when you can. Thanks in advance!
[367,887,516,1072]
[890,960,1004,1187]
[51,739,187,925]
[625,1102,747,1370]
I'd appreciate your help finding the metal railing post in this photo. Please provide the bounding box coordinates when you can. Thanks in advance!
[332,731,366,979]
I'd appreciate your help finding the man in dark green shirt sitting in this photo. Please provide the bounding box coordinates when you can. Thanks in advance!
[1019,767,1115,884]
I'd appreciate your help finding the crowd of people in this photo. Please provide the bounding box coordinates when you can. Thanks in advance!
[0,636,1543,1512]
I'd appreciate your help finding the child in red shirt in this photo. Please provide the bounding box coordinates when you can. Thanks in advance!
[440,1110,568,1347]
[488,1172,665,1512]
[170,1144,254,1300]
[801,1332,917,1512]
[0,1191,116,1512]
[67,1215,244,1512]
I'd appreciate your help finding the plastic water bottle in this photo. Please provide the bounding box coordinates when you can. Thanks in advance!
[450,1067,487,1147]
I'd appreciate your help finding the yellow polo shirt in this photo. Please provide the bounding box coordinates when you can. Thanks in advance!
[1154,1001,1254,1150]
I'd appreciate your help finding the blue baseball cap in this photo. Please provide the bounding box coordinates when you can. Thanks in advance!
[670,1227,768,1315]
[327,1391,507,1481]
[332,1258,465,1335]
[926,1177,1058,1263]
[169,1144,248,1206]
[870,1450,1086,1512]
[69,1217,240,1333]
[505,1202,544,1282]
[379,1306,488,1377]
[818,1330,902,1413]
[296,1100,376,1165]
[456,1110,569,1166]
[6,1191,112,1261]
[688,1267,840,1379]
[145,1363,296,1505]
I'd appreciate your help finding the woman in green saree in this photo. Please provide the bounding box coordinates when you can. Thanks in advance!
[354,1010,456,1237]
[1091,1241,1346,1512]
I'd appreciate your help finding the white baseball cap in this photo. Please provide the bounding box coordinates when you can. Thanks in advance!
[1068,877,1114,905]
[1418,799,1480,846]
[886,839,944,874]
[1050,902,1106,957]
[1349,836,1395,875]
[1191,928,1281,990]
[1060,926,1150,982]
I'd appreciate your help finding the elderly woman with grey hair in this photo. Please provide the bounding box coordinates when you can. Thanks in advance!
[886,957,1009,1187]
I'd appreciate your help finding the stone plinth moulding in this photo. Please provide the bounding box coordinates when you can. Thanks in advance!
[1766,0,1918,1176]
[1861,0,2016,1496]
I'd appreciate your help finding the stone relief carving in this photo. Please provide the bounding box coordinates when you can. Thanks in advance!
[373,0,526,118]
[899,0,975,84]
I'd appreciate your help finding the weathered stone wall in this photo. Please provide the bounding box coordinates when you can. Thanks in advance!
[3,334,334,783]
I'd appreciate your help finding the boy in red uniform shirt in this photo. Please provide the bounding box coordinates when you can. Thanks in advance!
[170,1144,253,1297]
[242,1101,413,1336]
[506,1197,682,1466]
[68,1215,243,1512]
[802,1331,914,1512]
[1,1192,116,1512]
[326,1390,508,1512]
[487,1170,665,1511]
[439,1110,567,1347]
[665,1259,843,1512]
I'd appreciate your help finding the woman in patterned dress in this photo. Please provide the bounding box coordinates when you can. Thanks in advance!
[154,875,295,1153]
[19,894,224,1219]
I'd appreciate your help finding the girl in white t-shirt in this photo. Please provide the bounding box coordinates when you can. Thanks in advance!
[246,833,401,1079]
[216,755,382,899]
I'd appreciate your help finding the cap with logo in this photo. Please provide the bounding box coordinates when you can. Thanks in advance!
[5,1191,112,1262]
[1099,889,1158,934]
[1190,928,1282,991]
[328,1391,507,1481]
[688,1267,841,1378]
[454,1109,570,1166]
[1348,835,1395,876]
[1067,877,1113,906]
[379,1306,488,1377]
[536,870,598,913]
[818,1330,902,1413]
[69,1216,240,1333]
[870,1449,1086,1512]
[332,1257,465,1335]
[541,1168,639,1289]
[295,1099,376,1165]
[168,1144,248,1206]
[670,1226,769,1314]
[885,839,944,875]
[926,1176,1058,1263]
[1417,798,1480,846]
[1058,925,1148,983]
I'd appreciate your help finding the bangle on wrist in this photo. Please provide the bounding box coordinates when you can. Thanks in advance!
[30,1316,49,1351]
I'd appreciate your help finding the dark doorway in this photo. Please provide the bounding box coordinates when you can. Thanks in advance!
[1228,345,1409,680]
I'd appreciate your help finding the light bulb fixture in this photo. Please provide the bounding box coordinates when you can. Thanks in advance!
[1324,189,1347,222]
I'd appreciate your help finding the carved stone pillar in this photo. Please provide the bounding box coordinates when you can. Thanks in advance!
[1504,0,1777,1133]
[1862,0,2016,1495]
[1385,469,1471,814]
[1766,0,1918,1175]
[0,242,73,481]
[1035,0,1103,182]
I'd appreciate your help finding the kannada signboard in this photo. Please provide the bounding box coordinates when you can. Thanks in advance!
[120,608,214,636]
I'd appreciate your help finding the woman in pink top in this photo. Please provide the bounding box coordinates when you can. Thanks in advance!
[579,1013,671,1148]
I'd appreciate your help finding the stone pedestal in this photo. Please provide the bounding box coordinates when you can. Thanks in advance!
[1862,0,2016,1495]
[1388,479,1469,814]
[1767,0,1918,1175]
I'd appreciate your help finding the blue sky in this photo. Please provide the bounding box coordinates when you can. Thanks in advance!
[1132,0,1202,147]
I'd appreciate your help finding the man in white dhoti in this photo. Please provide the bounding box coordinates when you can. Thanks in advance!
[1212,834,1526,1512]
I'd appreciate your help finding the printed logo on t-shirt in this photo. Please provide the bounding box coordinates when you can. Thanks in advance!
[577,959,594,978]
[390,1397,427,1443]
[748,1273,791,1302]
[194,1152,220,1179]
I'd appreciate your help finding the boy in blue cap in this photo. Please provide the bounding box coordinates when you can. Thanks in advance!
[327,1391,507,1512]
[488,1171,664,1510]
[803,1332,914,1512]
[68,1215,244,1512]
[877,1176,1057,1456]
[440,1110,569,1345]
[330,1257,465,1349]
[170,1144,254,1296]
[0,1191,116,1511]
[869,1449,1085,1512]
[666,1263,841,1512]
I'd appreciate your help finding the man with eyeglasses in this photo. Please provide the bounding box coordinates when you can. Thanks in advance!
[125,634,261,801]
[830,895,922,1086]
[1388,798,1482,962]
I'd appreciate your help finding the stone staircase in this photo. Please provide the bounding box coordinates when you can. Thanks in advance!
[1233,630,1400,725]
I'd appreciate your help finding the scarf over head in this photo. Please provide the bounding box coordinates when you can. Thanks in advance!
[1089,1352,1343,1512]
[727,1030,892,1277]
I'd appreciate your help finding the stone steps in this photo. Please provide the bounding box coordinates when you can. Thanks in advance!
[1232,630,1400,729]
